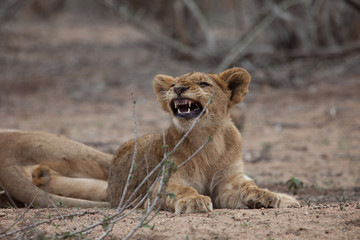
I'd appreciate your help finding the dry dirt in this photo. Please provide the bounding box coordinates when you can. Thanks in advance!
[0,15,359,239]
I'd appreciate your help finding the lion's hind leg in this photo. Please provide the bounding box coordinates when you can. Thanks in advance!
[30,165,108,202]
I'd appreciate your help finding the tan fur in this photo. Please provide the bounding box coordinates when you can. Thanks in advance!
[0,131,111,208]
[108,67,300,214]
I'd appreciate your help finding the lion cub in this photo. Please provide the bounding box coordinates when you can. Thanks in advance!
[108,67,300,214]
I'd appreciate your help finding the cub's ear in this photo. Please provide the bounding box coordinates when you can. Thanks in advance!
[219,67,251,106]
[153,74,175,111]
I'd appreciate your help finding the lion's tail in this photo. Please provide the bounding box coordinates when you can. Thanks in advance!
[0,165,109,208]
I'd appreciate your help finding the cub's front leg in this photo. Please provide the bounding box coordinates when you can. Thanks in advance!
[165,181,213,214]
[213,171,300,209]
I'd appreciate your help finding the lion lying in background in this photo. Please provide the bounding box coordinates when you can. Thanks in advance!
[0,67,299,212]
[0,130,111,208]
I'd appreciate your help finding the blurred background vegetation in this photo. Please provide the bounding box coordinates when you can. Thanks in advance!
[0,0,359,96]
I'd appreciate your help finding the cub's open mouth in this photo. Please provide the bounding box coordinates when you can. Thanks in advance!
[171,98,203,118]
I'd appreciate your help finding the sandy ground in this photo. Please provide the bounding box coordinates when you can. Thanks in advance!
[0,15,359,239]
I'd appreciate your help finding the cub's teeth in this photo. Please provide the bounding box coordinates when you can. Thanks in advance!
[188,102,191,107]
[175,102,178,108]
[178,109,181,114]
[187,108,190,113]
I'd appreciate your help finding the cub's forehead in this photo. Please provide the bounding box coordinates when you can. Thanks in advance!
[175,72,215,84]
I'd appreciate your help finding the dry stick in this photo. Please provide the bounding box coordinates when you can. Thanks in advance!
[48,197,74,235]
[142,206,162,226]
[101,0,207,60]
[177,138,211,169]
[215,0,305,72]
[0,211,101,239]
[0,182,18,208]
[97,167,161,240]
[181,0,216,52]
[344,0,360,13]
[63,193,153,238]
[97,88,141,239]
[97,89,139,240]
[0,0,19,19]
[117,89,138,211]
[0,193,38,237]
[122,164,168,240]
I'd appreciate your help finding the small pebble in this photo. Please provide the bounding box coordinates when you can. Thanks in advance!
[305,212,309,215]
[0,213,5,217]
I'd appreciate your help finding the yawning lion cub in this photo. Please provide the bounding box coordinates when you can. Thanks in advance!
[108,67,300,213]
[0,67,299,212]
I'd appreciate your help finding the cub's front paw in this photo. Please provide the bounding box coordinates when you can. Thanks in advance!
[276,193,300,208]
[245,189,300,209]
[175,194,213,214]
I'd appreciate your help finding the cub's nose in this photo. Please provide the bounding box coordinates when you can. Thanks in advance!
[174,86,189,96]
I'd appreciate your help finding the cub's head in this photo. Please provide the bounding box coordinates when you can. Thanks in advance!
[153,67,251,132]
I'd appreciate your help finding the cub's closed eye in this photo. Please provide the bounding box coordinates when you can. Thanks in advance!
[170,84,175,88]
[199,82,211,87]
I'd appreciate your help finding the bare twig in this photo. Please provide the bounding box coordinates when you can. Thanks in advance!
[0,182,18,208]
[177,137,210,169]
[344,0,360,14]
[49,197,74,235]
[117,89,138,211]
[101,0,208,59]
[0,211,101,239]
[216,0,305,72]
[122,163,168,240]
[0,0,20,21]
[0,193,38,237]
[239,41,360,59]
[181,0,216,53]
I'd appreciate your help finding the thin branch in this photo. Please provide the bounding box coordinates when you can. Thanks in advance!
[122,163,168,240]
[177,138,210,169]
[101,0,208,60]
[344,0,360,14]
[49,197,74,235]
[0,182,18,208]
[0,193,38,236]
[0,211,101,239]
[117,88,138,211]
[181,0,216,53]
[241,41,360,59]
[215,0,305,72]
